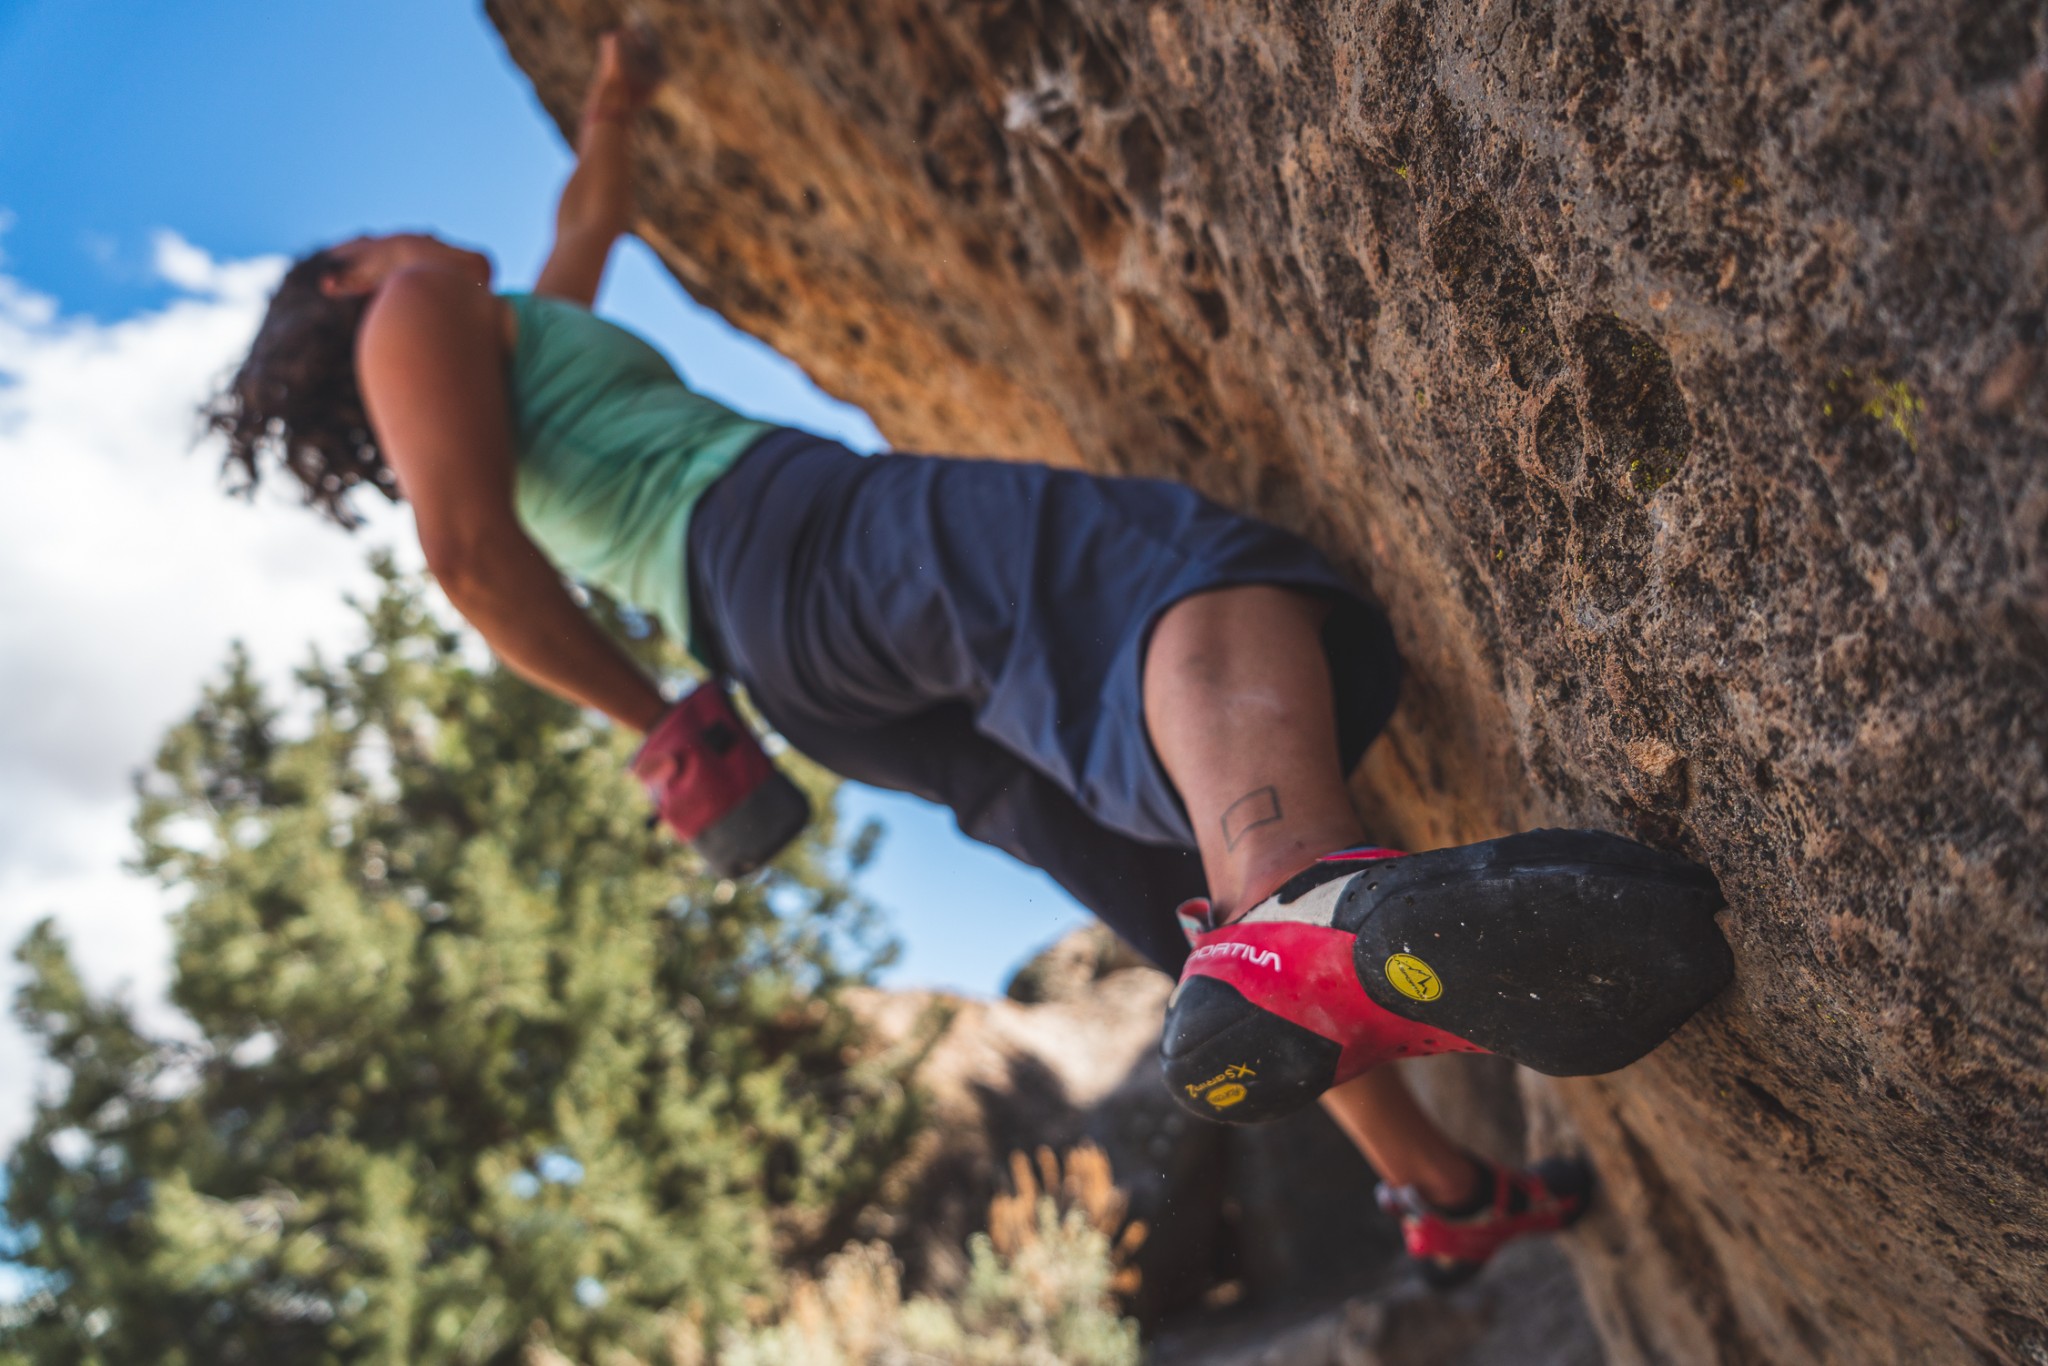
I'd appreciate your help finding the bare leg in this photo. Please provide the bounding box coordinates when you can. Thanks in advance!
[1142,585,1368,916]
[1144,584,1480,1207]
[1321,1069,1482,1207]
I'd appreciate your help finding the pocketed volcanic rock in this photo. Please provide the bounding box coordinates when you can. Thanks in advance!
[490,4,2048,1361]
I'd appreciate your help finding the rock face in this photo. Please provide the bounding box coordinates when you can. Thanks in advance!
[488,4,2048,1361]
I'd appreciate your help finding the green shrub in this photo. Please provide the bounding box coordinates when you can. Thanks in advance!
[2,560,917,1366]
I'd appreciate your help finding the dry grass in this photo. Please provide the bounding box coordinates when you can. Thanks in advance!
[534,1144,1145,1366]
[987,1144,1147,1300]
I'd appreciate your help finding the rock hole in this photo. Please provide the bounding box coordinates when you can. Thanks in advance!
[1575,314,1694,497]
[1187,287,1231,339]
[1077,29,1127,104]
[1556,313,1687,610]
[1118,112,1167,218]
[713,147,761,192]
[1318,248,1379,387]
[1735,1076,1812,1137]
[1534,392,1584,486]
[1161,416,1210,459]
[1430,200,1563,389]
[1954,7,2040,87]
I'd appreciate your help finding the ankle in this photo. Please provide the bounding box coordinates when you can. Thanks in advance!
[1216,829,1369,920]
[1417,1153,1490,1214]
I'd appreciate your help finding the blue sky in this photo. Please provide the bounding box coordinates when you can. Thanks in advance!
[0,0,1088,1016]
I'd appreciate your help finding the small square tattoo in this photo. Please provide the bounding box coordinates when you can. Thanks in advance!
[1221,785,1282,850]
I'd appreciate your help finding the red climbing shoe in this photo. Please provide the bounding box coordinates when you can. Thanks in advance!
[1159,830,1732,1124]
[1377,1155,1594,1289]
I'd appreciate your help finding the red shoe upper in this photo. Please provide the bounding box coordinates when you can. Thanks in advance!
[1173,847,1489,1087]
[1376,1158,1591,1265]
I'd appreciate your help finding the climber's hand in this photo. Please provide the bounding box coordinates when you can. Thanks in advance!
[615,21,665,97]
[583,26,663,127]
[546,25,661,305]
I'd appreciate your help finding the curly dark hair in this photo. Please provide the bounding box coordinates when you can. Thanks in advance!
[206,247,401,528]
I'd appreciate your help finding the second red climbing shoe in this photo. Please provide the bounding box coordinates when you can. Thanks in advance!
[1377,1154,1596,1288]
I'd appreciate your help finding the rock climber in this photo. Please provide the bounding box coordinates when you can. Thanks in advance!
[208,31,1730,1287]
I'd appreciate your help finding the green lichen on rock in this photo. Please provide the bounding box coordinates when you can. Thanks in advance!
[1627,446,1688,496]
[1824,366,1926,449]
[1862,376,1925,447]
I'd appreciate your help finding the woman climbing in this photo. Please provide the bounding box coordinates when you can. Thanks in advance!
[209,31,1730,1287]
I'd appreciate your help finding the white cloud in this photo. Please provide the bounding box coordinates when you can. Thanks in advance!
[0,231,417,1148]
[149,228,280,303]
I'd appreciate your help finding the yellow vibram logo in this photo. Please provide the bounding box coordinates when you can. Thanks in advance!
[1183,1063,1257,1100]
[1384,953,1443,1002]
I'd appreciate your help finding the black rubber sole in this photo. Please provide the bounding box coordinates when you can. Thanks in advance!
[1339,830,1733,1076]
[1159,975,1343,1123]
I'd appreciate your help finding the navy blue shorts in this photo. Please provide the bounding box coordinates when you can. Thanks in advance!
[687,430,1401,972]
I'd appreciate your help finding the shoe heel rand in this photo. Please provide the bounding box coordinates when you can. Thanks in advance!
[1161,920,1490,1125]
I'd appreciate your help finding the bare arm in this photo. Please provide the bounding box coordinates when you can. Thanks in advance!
[357,268,667,732]
[534,30,662,307]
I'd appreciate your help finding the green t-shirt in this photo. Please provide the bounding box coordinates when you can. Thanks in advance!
[501,292,775,654]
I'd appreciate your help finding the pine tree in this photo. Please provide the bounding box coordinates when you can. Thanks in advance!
[0,559,918,1366]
